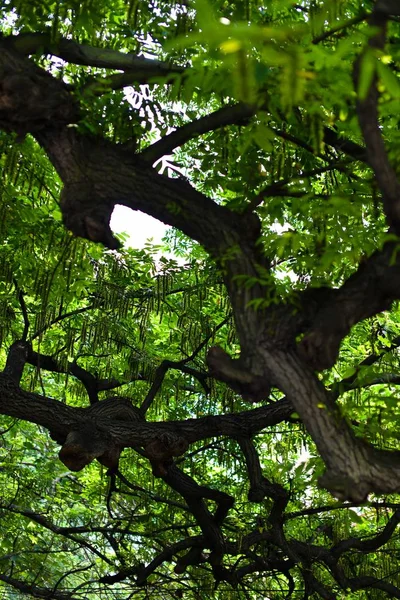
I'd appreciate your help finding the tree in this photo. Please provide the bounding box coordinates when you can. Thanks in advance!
[1,0,400,597]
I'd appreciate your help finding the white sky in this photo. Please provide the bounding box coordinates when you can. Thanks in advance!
[110,205,168,248]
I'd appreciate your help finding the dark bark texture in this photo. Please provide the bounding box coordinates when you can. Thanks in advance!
[2,4,400,594]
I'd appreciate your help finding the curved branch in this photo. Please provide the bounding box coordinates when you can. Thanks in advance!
[245,161,353,212]
[25,346,143,404]
[30,304,96,340]
[5,504,113,565]
[299,242,400,370]
[236,436,289,514]
[332,334,400,397]
[140,318,229,413]
[0,371,293,453]
[312,11,368,45]
[332,508,400,555]
[140,103,256,163]
[140,359,209,414]
[0,574,77,600]
[323,126,368,163]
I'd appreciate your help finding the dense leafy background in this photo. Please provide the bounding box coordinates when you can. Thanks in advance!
[1,0,400,598]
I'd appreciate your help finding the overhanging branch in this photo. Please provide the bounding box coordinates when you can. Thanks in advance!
[141,103,256,163]
[0,371,293,454]
[3,31,183,78]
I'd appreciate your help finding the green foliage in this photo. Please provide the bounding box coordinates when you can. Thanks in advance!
[1,0,400,598]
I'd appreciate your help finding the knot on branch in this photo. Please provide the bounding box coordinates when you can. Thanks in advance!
[145,432,189,477]
[298,331,341,371]
[207,346,270,402]
[60,182,120,250]
[174,547,207,574]
[58,424,113,471]
[248,477,287,504]
[58,397,142,472]
[4,340,30,383]
[0,59,78,136]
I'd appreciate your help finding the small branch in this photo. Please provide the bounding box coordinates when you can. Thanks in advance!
[245,162,352,212]
[312,11,369,45]
[336,372,400,394]
[332,334,400,397]
[323,127,368,164]
[183,316,231,364]
[81,70,181,97]
[52,564,94,595]
[333,508,400,555]
[100,536,204,584]
[116,469,188,511]
[271,127,316,155]
[30,304,96,340]
[0,574,76,600]
[140,360,209,414]
[5,504,113,566]
[140,103,256,163]
[273,125,369,165]
[140,317,230,414]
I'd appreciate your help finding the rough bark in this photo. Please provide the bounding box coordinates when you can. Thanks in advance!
[1,4,400,511]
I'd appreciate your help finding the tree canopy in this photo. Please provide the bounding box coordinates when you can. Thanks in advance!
[1,0,400,597]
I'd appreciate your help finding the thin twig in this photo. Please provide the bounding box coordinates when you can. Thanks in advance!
[13,280,30,340]
[312,11,369,45]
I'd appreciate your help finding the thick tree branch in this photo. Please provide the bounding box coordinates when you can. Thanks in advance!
[355,9,400,233]
[262,347,400,501]
[4,341,29,383]
[3,32,183,79]
[236,436,289,521]
[34,126,263,264]
[0,371,293,458]
[299,242,400,371]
